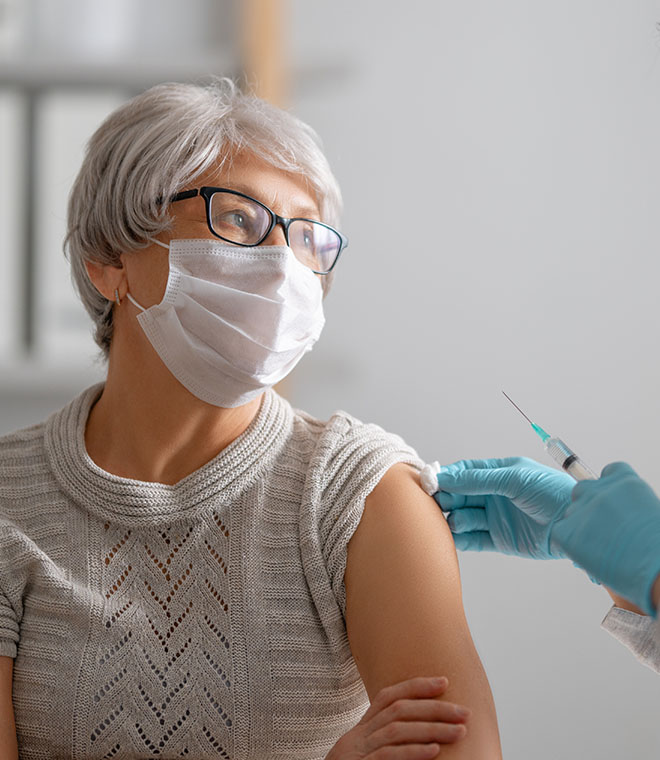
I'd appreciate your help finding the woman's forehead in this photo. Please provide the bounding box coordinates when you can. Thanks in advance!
[199,151,320,218]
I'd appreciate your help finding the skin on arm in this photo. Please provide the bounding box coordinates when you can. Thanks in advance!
[345,464,502,758]
[0,656,18,760]
[605,587,646,615]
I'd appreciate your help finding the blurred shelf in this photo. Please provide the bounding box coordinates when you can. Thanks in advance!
[0,54,357,93]
[0,55,237,89]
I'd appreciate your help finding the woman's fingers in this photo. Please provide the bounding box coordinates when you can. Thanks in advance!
[368,742,442,760]
[366,696,471,735]
[368,741,443,759]
[361,677,449,723]
[329,677,469,759]
[365,721,467,754]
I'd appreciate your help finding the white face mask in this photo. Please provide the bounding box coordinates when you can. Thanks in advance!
[125,238,326,407]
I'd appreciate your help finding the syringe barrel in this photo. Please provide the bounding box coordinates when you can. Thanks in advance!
[564,457,597,481]
[545,438,597,481]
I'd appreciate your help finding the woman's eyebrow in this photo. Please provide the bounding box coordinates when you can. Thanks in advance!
[266,195,320,218]
[223,184,320,218]
[289,204,322,219]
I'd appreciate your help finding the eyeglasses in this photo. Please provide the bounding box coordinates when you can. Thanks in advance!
[169,186,348,275]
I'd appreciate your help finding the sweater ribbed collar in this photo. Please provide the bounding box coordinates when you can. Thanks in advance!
[45,383,293,528]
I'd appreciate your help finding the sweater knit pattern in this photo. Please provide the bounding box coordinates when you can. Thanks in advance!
[0,384,422,759]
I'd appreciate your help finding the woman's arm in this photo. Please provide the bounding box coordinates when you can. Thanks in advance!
[345,464,501,758]
[0,656,18,760]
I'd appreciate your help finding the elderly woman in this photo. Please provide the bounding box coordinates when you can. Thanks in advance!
[0,81,501,759]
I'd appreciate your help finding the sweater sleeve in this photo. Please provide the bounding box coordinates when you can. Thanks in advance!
[0,528,21,658]
[601,605,660,675]
[311,414,424,618]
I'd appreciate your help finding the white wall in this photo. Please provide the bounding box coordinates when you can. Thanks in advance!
[288,1,660,757]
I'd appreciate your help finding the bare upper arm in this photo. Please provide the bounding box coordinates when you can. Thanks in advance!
[345,463,502,758]
[0,656,18,760]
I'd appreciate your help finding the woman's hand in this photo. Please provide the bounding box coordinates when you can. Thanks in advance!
[326,676,470,759]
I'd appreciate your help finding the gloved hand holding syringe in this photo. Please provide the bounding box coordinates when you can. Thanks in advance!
[501,391,597,481]
[420,393,660,616]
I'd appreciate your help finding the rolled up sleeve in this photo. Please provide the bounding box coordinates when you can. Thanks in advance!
[601,605,660,675]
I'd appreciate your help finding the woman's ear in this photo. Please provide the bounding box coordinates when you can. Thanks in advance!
[85,260,127,302]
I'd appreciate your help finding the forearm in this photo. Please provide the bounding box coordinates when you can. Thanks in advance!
[605,586,645,615]
[653,573,660,613]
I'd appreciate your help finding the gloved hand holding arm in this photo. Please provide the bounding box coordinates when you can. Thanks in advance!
[432,458,660,617]
[431,457,574,560]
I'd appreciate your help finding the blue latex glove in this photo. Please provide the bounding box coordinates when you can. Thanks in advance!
[554,462,660,616]
[433,457,575,560]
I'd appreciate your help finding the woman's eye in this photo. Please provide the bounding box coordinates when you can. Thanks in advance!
[302,228,314,249]
[225,211,247,228]
[213,209,255,231]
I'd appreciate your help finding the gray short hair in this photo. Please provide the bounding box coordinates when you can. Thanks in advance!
[65,78,343,357]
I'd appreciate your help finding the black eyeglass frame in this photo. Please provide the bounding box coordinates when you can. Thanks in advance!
[169,186,348,275]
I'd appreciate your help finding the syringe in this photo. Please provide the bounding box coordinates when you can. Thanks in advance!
[502,392,598,481]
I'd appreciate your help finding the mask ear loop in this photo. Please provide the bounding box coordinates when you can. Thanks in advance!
[125,292,146,312]
[116,238,168,312]
[148,237,170,250]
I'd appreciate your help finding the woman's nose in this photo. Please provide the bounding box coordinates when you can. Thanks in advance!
[262,223,288,247]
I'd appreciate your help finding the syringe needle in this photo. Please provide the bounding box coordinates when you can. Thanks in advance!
[502,391,597,480]
[502,391,550,441]
[502,391,534,425]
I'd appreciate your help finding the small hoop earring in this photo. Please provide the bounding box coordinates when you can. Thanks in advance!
[114,289,121,306]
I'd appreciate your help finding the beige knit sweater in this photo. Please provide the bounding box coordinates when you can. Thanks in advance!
[0,384,421,759]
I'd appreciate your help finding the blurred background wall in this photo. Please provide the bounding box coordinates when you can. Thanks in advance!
[1,0,659,756]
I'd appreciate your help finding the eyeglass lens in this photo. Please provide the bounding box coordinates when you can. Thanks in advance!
[209,191,340,273]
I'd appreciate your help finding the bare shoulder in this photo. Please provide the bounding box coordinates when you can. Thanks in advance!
[363,461,450,533]
[346,462,463,631]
